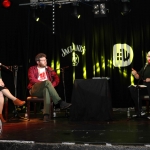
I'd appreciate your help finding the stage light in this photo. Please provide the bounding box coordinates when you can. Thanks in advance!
[121,0,131,16]
[93,3,109,18]
[2,0,11,8]
[32,10,40,22]
[72,2,81,19]
[72,6,80,19]
[35,16,39,22]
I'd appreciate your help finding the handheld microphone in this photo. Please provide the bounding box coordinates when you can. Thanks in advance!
[0,63,9,70]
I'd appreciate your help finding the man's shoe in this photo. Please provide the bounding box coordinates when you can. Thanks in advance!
[132,111,146,117]
[60,101,72,109]
[43,115,50,122]
[13,99,26,106]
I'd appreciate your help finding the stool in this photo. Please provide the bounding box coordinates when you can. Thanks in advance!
[141,95,150,113]
[27,96,53,121]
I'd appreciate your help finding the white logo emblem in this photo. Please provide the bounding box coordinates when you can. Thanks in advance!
[113,44,133,67]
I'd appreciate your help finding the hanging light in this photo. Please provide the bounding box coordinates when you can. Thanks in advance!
[72,6,80,19]
[2,0,11,8]
[32,10,40,22]
[72,2,81,19]
[93,2,109,18]
[121,0,131,16]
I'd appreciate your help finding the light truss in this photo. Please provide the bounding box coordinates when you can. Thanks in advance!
[19,0,109,6]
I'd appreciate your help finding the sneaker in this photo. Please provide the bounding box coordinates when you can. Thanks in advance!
[132,111,146,117]
[60,101,72,109]
[43,115,50,122]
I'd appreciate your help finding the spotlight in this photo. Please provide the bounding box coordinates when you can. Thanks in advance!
[35,16,39,22]
[32,10,39,22]
[72,6,80,19]
[93,3,109,18]
[2,0,11,8]
[72,3,81,19]
[121,0,131,16]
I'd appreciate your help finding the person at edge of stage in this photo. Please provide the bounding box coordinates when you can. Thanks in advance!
[129,51,150,118]
[0,69,26,123]
[27,53,72,122]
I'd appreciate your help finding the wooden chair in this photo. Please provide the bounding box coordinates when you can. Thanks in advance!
[27,96,53,121]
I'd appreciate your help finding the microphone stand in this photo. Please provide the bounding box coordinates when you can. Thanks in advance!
[49,66,69,103]
[47,66,69,117]
[9,65,24,120]
[61,68,67,103]
[52,66,69,117]
[60,67,70,117]
[136,77,142,118]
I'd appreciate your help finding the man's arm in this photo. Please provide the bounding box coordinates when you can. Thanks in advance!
[46,66,60,87]
[132,68,140,79]
[28,66,41,85]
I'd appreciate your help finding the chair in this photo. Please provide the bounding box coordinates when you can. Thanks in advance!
[27,96,53,121]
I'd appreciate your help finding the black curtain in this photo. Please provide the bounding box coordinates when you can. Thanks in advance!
[0,0,150,108]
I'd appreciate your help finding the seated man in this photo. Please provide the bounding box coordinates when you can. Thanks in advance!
[27,53,72,122]
[129,51,150,117]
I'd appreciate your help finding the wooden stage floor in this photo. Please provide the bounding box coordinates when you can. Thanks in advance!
[1,108,150,149]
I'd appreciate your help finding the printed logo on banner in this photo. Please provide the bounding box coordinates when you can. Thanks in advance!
[113,44,133,67]
[61,43,86,66]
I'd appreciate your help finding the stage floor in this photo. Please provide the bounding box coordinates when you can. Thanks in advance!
[1,108,150,146]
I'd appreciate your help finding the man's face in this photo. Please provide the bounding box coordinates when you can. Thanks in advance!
[147,52,150,63]
[37,57,47,67]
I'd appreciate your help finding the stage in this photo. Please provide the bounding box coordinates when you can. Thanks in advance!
[0,108,150,150]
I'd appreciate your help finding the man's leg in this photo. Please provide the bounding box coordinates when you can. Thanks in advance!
[31,80,71,111]
[43,88,51,115]
[31,81,61,103]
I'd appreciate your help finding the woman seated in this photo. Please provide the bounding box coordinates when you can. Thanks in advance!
[0,73,25,123]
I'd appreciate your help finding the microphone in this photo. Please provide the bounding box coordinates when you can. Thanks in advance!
[62,66,69,69]
[60,66,69,70]
[144,63,148,70]
[0,63,9,70]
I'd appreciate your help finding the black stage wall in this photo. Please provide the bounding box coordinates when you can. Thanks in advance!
[0,0,150,108]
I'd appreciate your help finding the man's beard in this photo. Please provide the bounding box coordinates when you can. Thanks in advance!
[39,64,46,68]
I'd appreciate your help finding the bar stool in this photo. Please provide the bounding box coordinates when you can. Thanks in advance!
[27,96,53,121]
[141,95,150,113]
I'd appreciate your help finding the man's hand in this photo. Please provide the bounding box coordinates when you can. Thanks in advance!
[131,68,137,76]
[144,78,150,82]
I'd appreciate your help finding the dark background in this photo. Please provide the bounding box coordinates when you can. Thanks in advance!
[0,0,150,111]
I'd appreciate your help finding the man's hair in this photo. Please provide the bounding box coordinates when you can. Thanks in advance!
[35,53,46,62]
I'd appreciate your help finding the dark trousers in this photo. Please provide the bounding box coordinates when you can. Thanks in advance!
[30,80,61,114]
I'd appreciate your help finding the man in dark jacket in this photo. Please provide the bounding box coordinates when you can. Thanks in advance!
[130,51,150,117]
[27,53,71,122]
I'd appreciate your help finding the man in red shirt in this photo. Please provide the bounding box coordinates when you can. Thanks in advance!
[27,53,71,122]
